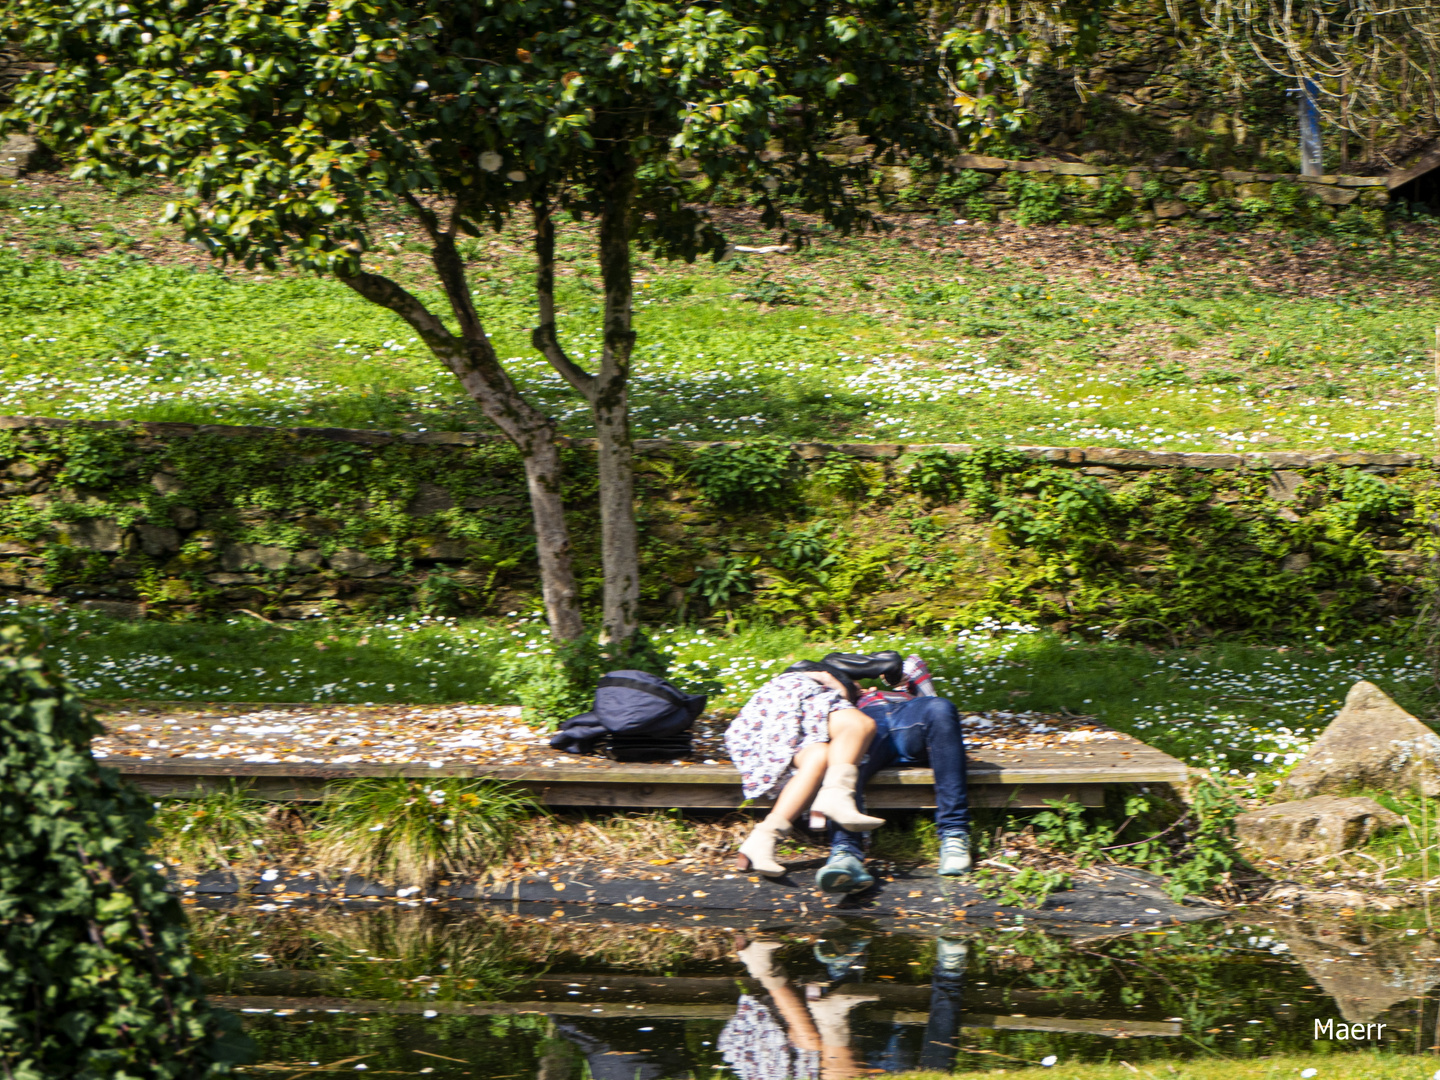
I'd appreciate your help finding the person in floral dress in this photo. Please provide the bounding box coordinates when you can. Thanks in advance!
[724,661,884,885]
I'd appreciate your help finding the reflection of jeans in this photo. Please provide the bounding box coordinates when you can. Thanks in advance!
[830,696,970,859]
[920,969,965,1070]
[857,968,966,1073]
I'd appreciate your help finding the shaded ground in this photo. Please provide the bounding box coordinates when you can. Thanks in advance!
[173,862,1214,935]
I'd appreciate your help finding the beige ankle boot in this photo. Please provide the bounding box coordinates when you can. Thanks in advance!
[736,818,792,876]
[806,990,880,1046]
[808,764,885,832]
[736,940,786,982]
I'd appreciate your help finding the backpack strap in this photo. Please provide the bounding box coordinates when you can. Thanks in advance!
[596,675,690,708]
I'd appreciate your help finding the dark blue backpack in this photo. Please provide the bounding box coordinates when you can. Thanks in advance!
[549,670,707,760]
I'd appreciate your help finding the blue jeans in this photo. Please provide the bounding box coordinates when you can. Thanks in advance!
[830,696,971,859]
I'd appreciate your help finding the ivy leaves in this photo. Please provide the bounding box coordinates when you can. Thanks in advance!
[901,448,1414,643]
[0,626,247,1077]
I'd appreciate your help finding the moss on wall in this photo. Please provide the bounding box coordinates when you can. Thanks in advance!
[0,418,1427,645]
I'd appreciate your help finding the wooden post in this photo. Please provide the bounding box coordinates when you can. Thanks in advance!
[1339,77,1350,171]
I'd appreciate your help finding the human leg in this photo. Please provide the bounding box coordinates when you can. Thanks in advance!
[912,696,973,874]
[736,743,829,875]
[809,707,884,832]
[807,991,878,1080]
[849,696,972,874]
[917,697,971,837]
[815,706,896,893]
[735,939,822,1052]
[827,714,898,861]
[919,939,967,1071]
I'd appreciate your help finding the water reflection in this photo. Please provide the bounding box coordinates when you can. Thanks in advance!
[201,903,1440,1077]
[716,937,965,1078]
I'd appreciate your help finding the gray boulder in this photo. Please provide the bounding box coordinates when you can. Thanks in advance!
[0,134,48,179]
[221,542,293,571]
[329,549,394,578]
[1235,795,1401,862]
[1285,681,1440,798]
[64,518,123,552]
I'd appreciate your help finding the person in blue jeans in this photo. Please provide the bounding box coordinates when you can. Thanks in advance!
[817,694,972,894]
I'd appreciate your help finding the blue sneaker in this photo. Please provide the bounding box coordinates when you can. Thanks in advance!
[938,832,972,876]
[935,937,969,973]
[815,852,875,894]
[813,937,871,981]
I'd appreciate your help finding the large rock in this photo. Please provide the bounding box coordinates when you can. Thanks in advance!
[63,518,123,552]
[221,542,293,571]
[1236,795,1400,861]
[1285,681,1440,798]
[0,134,48,179]
[329,549,394,578]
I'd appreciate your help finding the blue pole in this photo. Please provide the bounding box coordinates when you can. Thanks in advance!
[1299,78,1323,176]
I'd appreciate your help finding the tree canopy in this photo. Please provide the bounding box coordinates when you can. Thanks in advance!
[9,0,947,266]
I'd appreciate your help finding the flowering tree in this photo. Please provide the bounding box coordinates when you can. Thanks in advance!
[6,0,979,644]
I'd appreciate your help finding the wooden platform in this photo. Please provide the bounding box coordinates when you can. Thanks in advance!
[114,737,1189,809]
[210,991,1181,1038]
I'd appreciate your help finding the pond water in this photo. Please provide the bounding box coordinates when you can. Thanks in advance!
[199,901,1440,1077]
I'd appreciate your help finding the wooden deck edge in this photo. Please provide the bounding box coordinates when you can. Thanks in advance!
[206,994,1180,1036]
[108,738,1188,808]
[108,760,1189,786]
[118,771,1170,808]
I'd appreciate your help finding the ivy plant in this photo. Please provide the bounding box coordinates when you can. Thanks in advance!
[0,625,249,1078]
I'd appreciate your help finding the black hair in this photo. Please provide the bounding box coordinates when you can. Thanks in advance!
[781,660,860,702]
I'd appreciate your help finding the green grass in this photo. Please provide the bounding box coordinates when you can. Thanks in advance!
[149,782,273,869]
[896,1053,1438,1079]
[3,175,1440,450]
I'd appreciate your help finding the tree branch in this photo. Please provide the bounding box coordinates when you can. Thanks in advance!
[336,267,548,446]
[336,267,463,355]
[530,190,596,397]
[403,192,491,349]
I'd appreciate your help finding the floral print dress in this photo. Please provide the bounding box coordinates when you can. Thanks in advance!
[718,995,820,1080]
[724,672,849,800]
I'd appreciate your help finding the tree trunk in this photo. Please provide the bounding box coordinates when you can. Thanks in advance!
[529,178,641,648]
[517,431,584,642]
[592,159,641,647]
[338,252,585,642]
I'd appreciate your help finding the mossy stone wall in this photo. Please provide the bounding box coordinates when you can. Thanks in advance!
[0,416,1428,644]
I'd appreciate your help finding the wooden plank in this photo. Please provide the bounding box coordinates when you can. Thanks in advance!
[111,748,1186,787]
[111,731,1185,807]
[1389,143,1440,190]
[122,771,1105,808]
[207,995,1178,1036]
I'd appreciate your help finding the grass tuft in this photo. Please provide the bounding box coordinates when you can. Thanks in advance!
[150,782,273,870]
[315,777,541,885]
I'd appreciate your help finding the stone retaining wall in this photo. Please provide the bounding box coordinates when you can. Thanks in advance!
[0,415,1428,626]
[3,413,1426,471]
[935,152,1391,224]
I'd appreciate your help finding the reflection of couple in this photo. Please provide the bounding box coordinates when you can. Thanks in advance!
[726,651,972,891]
[547,935,968,1080]
[717,937,968,1080]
